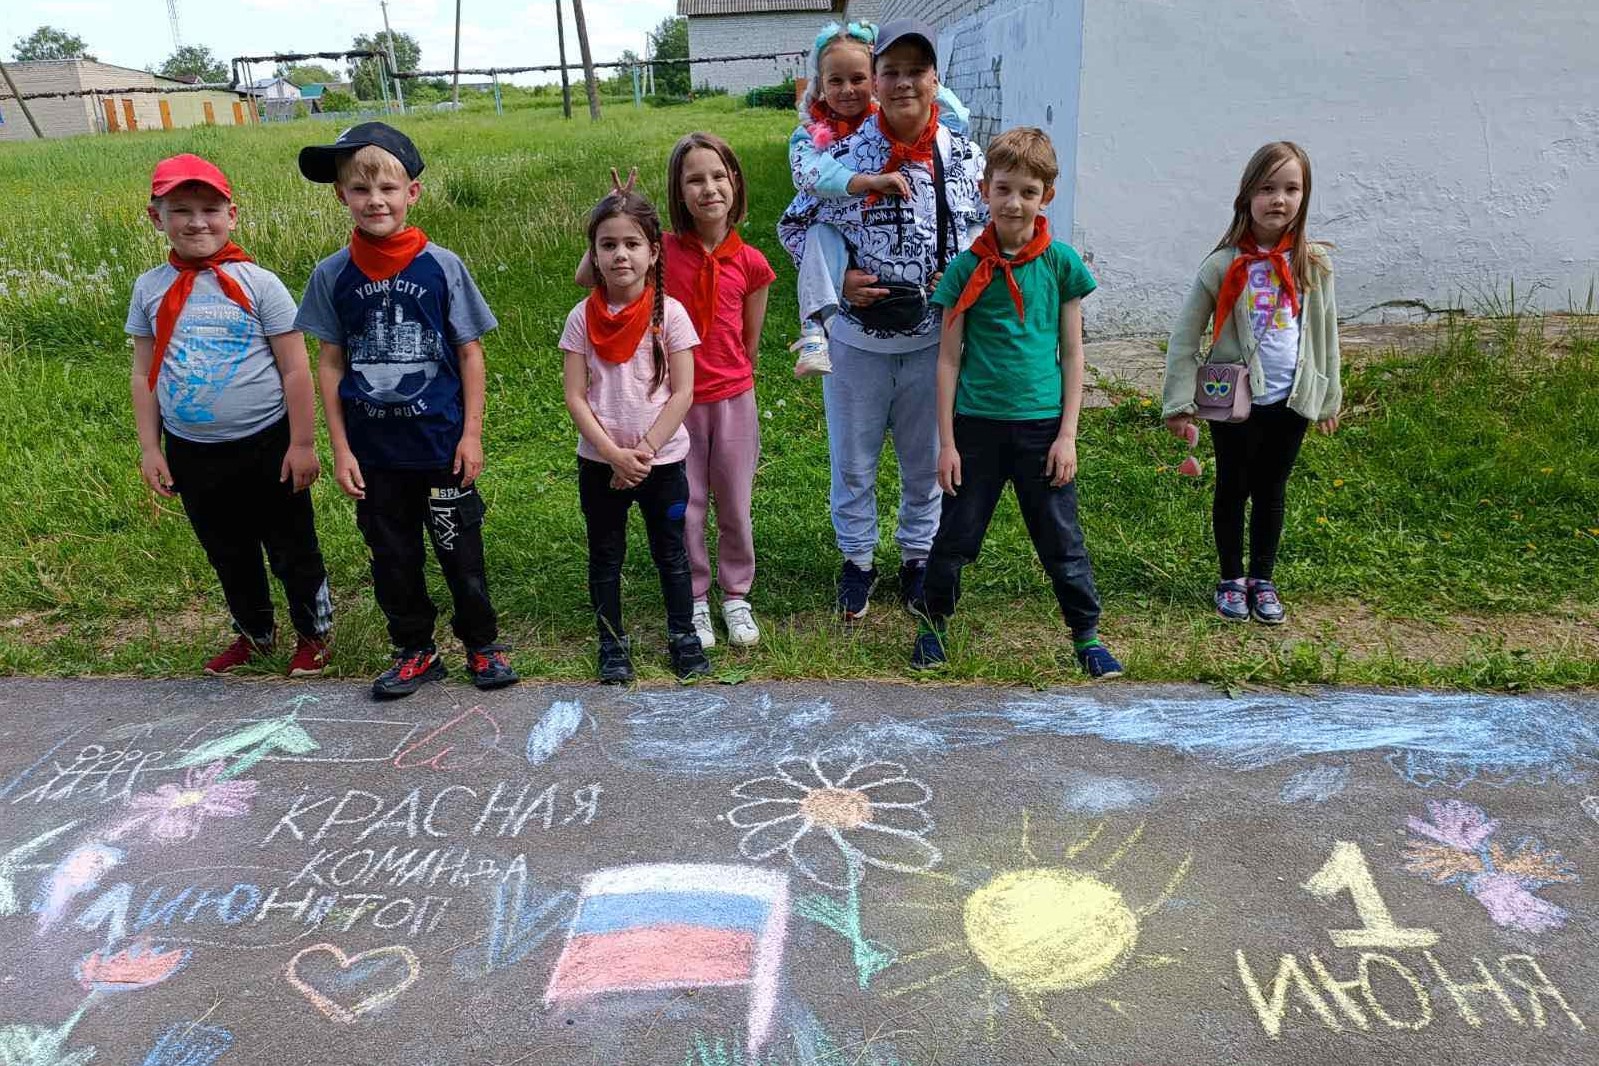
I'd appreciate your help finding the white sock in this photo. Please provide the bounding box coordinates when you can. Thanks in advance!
[845,552,874,570]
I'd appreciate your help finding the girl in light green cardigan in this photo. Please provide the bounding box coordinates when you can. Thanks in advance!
[1162,141,1342,625]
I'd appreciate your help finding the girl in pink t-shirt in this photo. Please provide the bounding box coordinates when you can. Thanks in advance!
[559,191,708,683]
[662,132,776,652]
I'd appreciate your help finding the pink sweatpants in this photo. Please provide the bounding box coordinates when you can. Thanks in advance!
[684,388,759,600]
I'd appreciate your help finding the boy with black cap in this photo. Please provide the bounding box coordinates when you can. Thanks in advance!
[295,122,518,698]
[127,153,333,678]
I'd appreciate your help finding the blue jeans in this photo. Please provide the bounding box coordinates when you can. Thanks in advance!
[821,337,942,562]
[797,223,848,326]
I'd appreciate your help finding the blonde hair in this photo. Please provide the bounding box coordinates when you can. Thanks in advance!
[1214,141,1327,293]
[983,127,1058,188]
[335,144,411,187]
[798,21,876,116]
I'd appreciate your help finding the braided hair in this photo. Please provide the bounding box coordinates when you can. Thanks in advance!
[586,189,670,394]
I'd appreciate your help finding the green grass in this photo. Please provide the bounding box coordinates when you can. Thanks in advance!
[1,101,1596,689]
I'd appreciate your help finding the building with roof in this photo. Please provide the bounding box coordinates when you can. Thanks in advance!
[878,0,1599,333]
[0,59,253,142]
[677,1,880,95]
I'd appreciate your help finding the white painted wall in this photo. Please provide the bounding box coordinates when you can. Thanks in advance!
[686,13,815,95]
[889,0,1599,335]
[1073,0,1599,333]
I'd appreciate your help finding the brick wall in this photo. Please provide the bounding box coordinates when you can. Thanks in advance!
[686,13,820,95]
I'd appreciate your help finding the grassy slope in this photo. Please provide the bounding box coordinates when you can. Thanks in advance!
[1,100,1595,688]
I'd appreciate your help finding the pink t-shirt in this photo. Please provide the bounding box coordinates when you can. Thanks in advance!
[559,295,699,465]
[662,232,777,405]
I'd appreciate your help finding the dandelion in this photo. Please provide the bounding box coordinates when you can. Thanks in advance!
[1525,542,1537,551]
[496,263,507,272]
[1332,478,1345,488]
[1316,516,1328,525]
[776,398,786,408]
[763,409,773,419]
[1540,467,1554,474]
[1139,398,1153,407]
[57,296,68,305]
[1589,528,1599,537]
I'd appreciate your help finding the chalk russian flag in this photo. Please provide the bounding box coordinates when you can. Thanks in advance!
[544,863,789,1052]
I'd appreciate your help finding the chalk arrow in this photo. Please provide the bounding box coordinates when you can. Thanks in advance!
[172,713,319,780]
[0,821,80,918]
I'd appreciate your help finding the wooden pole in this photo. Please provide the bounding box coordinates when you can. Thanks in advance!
[570,0,601,121]
[0,59,45,138]
[554,0,572,119]
[452,0,462,105]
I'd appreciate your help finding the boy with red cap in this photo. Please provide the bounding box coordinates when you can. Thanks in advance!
[294,122,517,699]
[126,154,333,677]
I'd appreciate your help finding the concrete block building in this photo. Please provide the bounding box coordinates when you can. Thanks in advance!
[0,60,253,142]
[679,0,882,95]
[879,0,1599,333]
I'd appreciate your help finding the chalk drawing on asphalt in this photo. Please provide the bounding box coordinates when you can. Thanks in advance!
[284,942,423,1023]
[0,1001,96,1066]
[173,712,319,779]
[106,760,257,844]
[138,1022,233,1066]
[881,814,1193,1048]
[393,707,504,771]
[1403,800,1578,933]
[543,863,789,1056]
[1303,842,1440,949]
[526,700,585,766]
[76,937,189,992]
[1059,771,1159,814]
[1582,795,1599,826]
[469,867,574,976]
[32,841,121,933]
[1279,764,1351,804]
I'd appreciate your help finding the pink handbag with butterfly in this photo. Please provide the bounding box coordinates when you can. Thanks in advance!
[1194,362,1252,423]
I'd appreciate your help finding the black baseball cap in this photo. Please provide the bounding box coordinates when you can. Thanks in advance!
[298,122,425,184]
[873,18,938,66]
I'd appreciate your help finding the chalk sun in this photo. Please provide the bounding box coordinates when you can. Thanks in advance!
[883,813,1193,1047]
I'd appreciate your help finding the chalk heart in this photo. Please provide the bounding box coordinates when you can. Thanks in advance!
[394,707,502,771]
[285,944,422,1024]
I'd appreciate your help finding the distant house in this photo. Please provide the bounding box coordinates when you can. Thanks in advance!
[243,76,302,119]
[297,82,355,113]
[0,59,253,141]
[677,0,880,95]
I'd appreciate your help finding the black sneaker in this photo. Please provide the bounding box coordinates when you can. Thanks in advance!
[466,644,519,690]
[597,636,634,685]
[372,646,446,700]
[1075,640,1125,680]
[837,561,878,621]
[899,558,928,613]
[668,632,711,680]
[910,621,948,670]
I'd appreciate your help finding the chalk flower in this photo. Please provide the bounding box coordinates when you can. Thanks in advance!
[111,760,258,843]
[727,750,940,889]
[1403,800,1576,934]
[76,937,189,992]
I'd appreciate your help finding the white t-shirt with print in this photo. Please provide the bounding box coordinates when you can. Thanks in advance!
[1247,254,1301,405]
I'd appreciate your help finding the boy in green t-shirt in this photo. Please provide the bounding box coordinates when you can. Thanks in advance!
[916,127,1122,678]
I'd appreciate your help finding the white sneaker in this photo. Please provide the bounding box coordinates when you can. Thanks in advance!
[789,322,832,378]
[691,599,717,649]
[722,597,760,647]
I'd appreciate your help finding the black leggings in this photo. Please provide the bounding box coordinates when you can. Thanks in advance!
[1209,401,1309,582]
[577,458,694,644]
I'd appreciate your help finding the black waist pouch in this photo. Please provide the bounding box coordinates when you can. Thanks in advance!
[851,282,928,332]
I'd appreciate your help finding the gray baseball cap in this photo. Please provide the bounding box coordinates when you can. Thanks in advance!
[873,18,938,66]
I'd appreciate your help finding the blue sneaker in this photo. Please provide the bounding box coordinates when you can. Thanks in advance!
[837,561,878,621]
[1247,579,1287,625]
[899,558,927,613]
[910,622,947,670]
[1075,641,1124,680]
[1215,580,1249,622]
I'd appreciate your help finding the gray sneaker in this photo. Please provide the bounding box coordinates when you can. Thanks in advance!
[1215,580,1248,622]
[1247,579,1287,625]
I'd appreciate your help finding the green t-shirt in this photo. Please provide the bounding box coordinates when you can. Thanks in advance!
[931,239,1097,421]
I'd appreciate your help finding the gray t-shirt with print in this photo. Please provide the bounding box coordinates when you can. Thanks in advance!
[125,261,299,443]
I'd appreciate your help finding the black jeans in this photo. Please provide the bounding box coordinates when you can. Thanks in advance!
[923,416,1101,638]
[355,467,497,651]
[165,418,331,642]
[578,458,694,643]
[1209,400,1310,581]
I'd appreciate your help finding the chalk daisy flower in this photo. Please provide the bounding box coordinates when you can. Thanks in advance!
[110,760,257,843]
[726,750,939,889]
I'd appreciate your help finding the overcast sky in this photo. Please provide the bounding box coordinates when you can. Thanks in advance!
[6,0,681,84]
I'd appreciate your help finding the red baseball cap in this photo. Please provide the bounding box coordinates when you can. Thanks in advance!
[150,154,233,199]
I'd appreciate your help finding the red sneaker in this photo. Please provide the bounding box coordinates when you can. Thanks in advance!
[287,635,331,677]
[204,634,269,675]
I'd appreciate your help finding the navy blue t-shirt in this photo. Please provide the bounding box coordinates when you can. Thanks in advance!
[296,241,497,469]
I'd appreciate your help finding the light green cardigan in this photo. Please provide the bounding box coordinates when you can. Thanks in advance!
[1160,245,1341,423]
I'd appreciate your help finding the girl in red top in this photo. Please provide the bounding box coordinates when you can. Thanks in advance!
[662,132,776,650]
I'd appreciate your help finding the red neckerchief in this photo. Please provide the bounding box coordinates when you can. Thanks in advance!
[865,103,941,205]
[678,229,745,340]
[1214,230,1300,340]
[946,218,1053,324]
[807,98,877,147]
[585,285,655,364]
[349,226,429,283]
[148,243,254,390]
